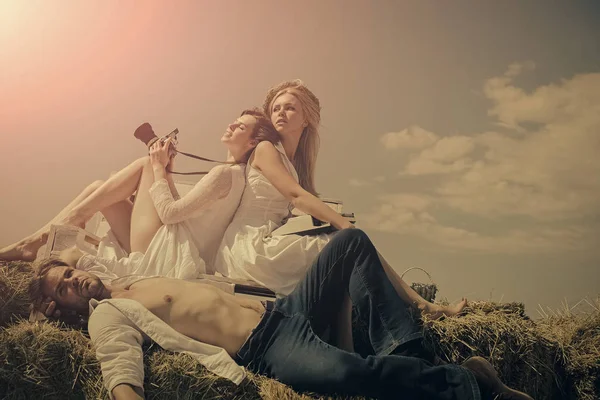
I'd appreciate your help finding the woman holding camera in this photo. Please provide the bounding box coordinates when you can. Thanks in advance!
[1,109,278,280]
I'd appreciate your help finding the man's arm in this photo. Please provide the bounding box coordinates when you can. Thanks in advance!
[88,303,146,400]
[111,384,144,400]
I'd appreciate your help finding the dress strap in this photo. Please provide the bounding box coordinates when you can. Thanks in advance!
[273,142,299,182]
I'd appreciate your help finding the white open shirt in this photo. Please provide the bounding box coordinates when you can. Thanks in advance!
[87,275,246,399]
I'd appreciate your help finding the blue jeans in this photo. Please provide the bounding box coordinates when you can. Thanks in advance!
[235,229,480,400]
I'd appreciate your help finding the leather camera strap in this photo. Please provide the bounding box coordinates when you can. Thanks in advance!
[166,149,235,176]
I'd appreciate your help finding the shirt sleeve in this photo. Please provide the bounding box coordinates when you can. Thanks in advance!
[149,165,232,225]
[88,303,146,399]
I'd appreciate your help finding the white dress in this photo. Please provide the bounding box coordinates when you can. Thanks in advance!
[84,164,246,280]
[215,143,332,295]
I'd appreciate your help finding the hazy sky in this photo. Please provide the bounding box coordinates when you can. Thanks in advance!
[1,1,598,316]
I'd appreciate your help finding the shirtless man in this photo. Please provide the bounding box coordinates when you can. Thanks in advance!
[30,229,533,400]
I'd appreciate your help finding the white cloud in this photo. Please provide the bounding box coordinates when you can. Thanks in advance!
[404,157,473,176]
[439,68,600,220]
[361,194,593,253]
[350,176,388,187]
[484,63,600,130]
[349,178,369,187]
[367,64,600,252]
[402,136,476,175]
[504,61,536,78]
[380,125,438,150]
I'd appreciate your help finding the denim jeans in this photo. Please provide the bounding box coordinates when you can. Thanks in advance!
[235,229,480,400]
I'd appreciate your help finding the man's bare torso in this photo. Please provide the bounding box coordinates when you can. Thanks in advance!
[111,277,265,356]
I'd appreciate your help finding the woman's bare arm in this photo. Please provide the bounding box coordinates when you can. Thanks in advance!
[252,141,353,230]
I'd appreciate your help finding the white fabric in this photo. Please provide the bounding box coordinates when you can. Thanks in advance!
[215,142,332,296]
[92,164,246,277]
[87,276,243,399]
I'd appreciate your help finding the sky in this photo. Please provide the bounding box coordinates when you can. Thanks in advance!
[1,0,598,316]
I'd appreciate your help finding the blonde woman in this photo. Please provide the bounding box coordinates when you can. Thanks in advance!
[216,81,466,319]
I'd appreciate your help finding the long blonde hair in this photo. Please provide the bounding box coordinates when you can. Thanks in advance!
[263,79,321,196]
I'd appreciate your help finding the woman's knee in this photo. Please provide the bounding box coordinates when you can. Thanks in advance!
[135,155,151,167]
[85,180,105,193]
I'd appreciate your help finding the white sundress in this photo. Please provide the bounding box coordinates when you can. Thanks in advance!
[82,164,246,280]
[215,142,333,296]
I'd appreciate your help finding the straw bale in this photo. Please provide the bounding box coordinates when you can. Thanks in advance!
[421,301,564,399]
[0,261,34,326]
[141,344,367,399]
[0,320,104,399]
[142,345,261,399]
[1,261,598,399]
[537,299,600,400]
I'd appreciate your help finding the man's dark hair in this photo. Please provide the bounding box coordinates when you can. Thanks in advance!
[28,258,68,310]
[28,258,89,328]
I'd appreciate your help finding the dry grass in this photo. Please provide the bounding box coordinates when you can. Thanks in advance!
[0,261,34,326]
[0,320,104,399]
[0,260,598,399]
[536,298,600,400]
[421,301,563,399]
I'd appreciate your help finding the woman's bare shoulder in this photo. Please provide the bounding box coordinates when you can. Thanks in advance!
[253,141,280,164]
[255,140,277,154]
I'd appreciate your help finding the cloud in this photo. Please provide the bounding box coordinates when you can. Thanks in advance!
[349,178,370,187]
[367,64,600,252]
[484,62,600,130]
[380,125,438,150]
[439,68,600,220]
[361,194,593,253]
[403,136,476,175]
[504,61,536,78]
[349,176,387,187]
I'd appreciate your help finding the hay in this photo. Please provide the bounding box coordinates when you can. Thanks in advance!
[0,261,598,399]
[0,261,34,326]
[0,320,104,399]
[421,301,563,399]
[142,344,367,400]
[536,299,600,400]
[143,345,261,399]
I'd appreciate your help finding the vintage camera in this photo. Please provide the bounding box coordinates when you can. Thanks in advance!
[134,123,179,158]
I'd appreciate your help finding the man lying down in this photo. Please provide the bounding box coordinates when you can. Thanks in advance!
[29,229,533,400]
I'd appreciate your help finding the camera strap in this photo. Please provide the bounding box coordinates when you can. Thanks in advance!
[165,149,235,176]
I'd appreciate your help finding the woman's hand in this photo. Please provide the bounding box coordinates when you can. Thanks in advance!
[149,138,173,169]
[336,219,355,230]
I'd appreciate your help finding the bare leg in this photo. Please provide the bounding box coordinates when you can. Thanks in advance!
[0,180,106,261]
[101,200,133,254]
[0,156,149,262]
[377,251,467,320]
[65,156,149,226]
[129,159,163,253]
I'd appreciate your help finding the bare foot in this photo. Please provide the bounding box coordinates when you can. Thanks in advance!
[0,234,47,262]
[61,211,87,229]
[462,356,533,399]
[420,298,468,320]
